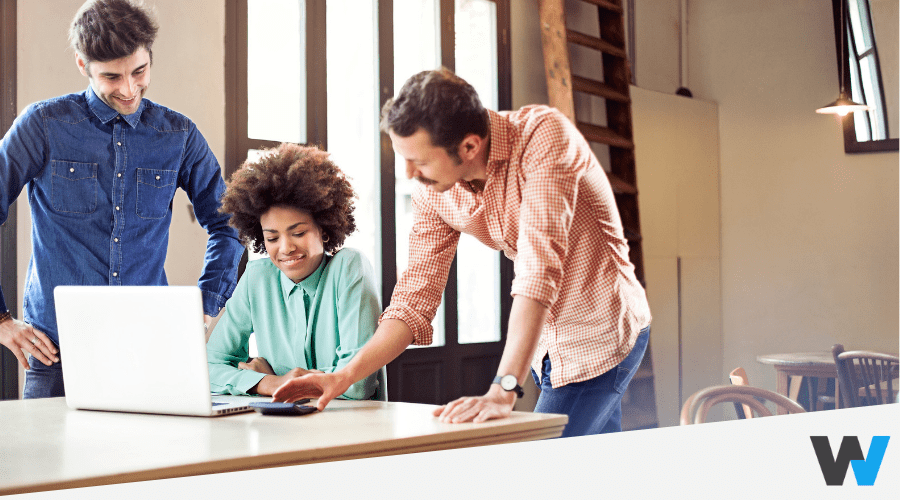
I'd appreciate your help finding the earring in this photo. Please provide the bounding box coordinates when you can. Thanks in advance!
[322,234,330,243]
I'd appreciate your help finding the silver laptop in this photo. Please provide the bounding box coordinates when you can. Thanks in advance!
[54,286,258,416]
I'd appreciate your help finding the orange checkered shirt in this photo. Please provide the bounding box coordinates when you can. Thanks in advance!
[381,105,652,388]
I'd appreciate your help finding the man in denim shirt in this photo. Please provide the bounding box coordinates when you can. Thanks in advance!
[0,0,243,398]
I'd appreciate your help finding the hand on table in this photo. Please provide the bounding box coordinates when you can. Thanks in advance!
[272,371,351,411]
[432,385,517,423]
[0,317,58,369]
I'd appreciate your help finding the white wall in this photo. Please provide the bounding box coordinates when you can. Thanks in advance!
[15,0,225,394]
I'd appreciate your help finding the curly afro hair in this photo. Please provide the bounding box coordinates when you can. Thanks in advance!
[220,143,357,255]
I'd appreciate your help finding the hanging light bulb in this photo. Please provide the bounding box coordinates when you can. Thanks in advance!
[817,0,872,116]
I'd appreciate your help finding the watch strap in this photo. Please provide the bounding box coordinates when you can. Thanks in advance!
[492,375,524,398]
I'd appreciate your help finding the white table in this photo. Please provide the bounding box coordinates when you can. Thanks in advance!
[0,397,566,495]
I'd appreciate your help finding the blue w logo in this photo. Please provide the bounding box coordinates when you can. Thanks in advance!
[810,436,890,486]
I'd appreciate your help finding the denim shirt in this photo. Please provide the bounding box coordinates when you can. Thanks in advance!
[0,87,244,344]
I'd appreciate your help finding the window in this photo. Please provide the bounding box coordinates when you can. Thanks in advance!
[454,0,501,344]
[393,0,446,347]
[247,0,307,144]
[846,0,889,142]
[227,0,511,403]
[225,0,326,176]
[831,0,898,153]
[326,0,380,289]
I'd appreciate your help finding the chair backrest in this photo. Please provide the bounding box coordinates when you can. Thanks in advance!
[373,366,388,402]
[831,344,898,408]
[680,385,806,425]
[728,367,753,419]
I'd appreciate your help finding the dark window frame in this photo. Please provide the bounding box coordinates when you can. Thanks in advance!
[831,0,898,153]
[224,0,328,178]
[0,0,18,400]
[0,0,19,400]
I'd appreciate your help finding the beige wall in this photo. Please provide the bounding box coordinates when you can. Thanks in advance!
[633,0,681,93]
[632,86,722,426]
[14,0,225,393]
[872,0,898,136]
[510,1,546,109]
[686,0,898,394]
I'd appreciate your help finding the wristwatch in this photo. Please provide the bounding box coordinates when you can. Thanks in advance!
[492,375,524,398]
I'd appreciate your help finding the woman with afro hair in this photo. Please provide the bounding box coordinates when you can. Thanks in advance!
[206,143,381,400]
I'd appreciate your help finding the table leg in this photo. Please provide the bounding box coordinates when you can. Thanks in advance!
[834,378,840,409]
[775,369,790,415]
[807,377,819,412]
[788,376,803,401]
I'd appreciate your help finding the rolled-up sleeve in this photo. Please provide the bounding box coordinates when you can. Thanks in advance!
[511,112,585,310]
[380,184,460,346]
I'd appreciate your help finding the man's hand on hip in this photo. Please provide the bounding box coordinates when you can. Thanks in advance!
[0,317,59,369]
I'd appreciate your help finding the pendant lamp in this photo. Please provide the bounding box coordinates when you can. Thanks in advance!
[817,1,871,116]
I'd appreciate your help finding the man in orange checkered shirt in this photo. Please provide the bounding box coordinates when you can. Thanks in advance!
[274,68,651,437]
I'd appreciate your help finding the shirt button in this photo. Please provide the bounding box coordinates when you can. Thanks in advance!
[112,272,118,277]
[115,206,120,211]
[117,173,122,178]
[114,238,119,243]
[155,175,160,180]
[117,142,122,146]
[69,168,74,173]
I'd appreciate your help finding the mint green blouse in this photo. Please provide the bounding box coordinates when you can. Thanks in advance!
[207,248,380,400]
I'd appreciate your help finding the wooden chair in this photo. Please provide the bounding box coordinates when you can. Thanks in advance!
[680,385,806,425]
[831,344,898,408]
[728,367,753,419]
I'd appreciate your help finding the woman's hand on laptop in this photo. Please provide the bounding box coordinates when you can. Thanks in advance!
[0,318,59,369]
[272,371,352,411]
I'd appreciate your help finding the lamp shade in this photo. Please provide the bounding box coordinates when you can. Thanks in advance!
[816,92,872,116]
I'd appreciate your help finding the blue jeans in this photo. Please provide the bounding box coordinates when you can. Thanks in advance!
[23,351,65,399]
[531,326,649,438]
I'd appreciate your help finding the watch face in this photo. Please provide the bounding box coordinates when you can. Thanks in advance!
[500,375,517,391]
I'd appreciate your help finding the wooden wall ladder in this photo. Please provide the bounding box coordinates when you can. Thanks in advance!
[537,0,658,430]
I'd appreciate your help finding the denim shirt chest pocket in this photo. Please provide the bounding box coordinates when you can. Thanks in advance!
[136,168,178,219]
[51,161,99,215]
